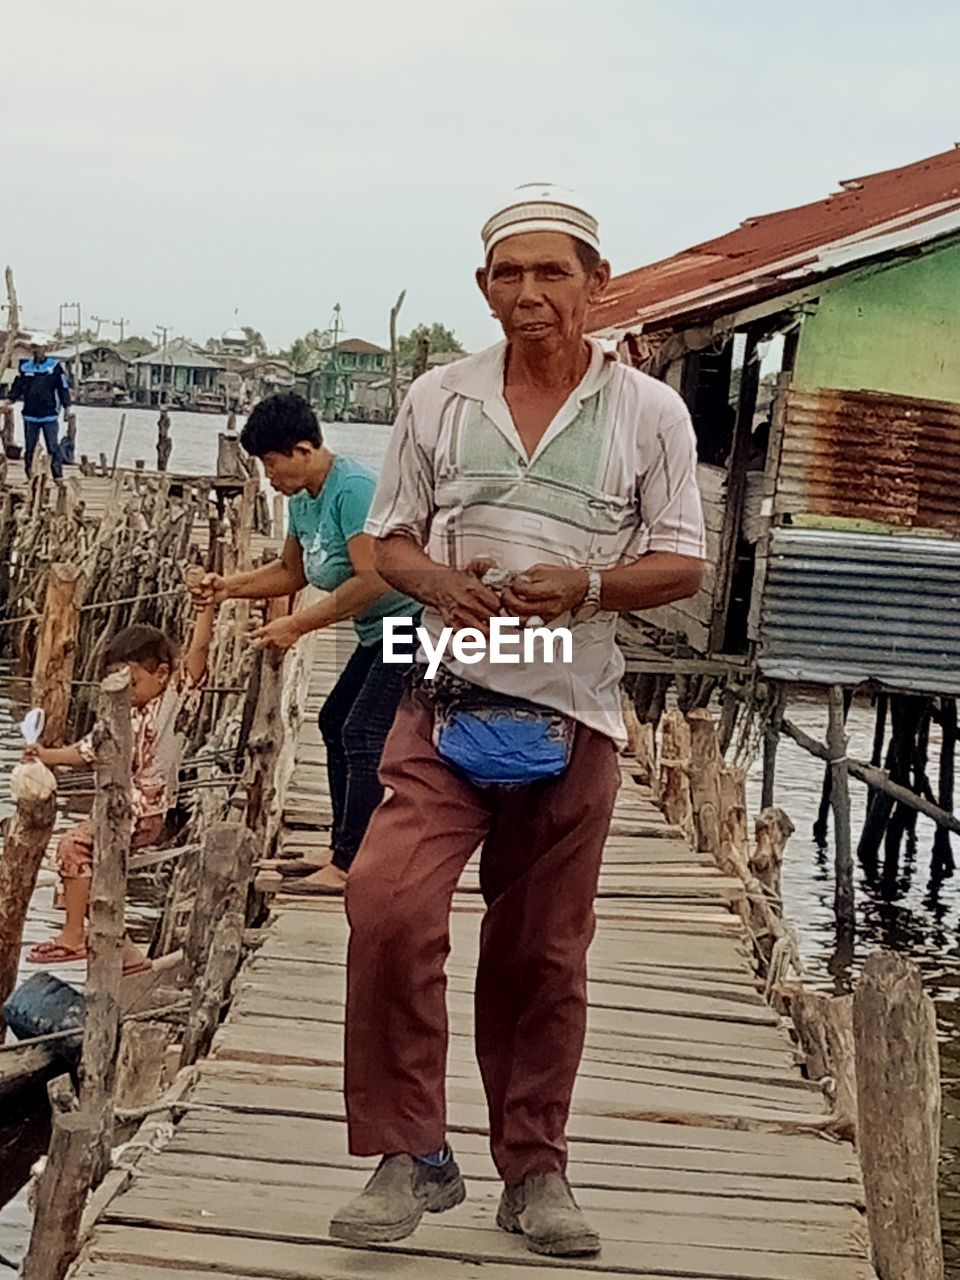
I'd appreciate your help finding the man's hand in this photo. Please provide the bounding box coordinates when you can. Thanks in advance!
[431,566,503,636]
[22,745,50,766]
[502,564,589,623]
[251,614,304,651]
[187,570,227,608]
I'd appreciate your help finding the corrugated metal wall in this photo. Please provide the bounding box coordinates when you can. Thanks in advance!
[776,387,960,533]
[758,528,960,693]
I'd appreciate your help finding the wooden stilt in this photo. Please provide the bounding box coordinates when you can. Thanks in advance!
[827,686,854,931]
[812,762,832,849]
[932,698,956,883]
[760,682,784,810]
[881,697,925,897]
[813,689,850,848]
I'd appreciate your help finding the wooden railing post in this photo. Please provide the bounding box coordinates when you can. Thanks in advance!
[244,645,286,849]
[0,760,58,1033]
[31,562,84,747]
[20,1106,97,1280]
[790,990,857,1142]
[853,951,943,1280]
[751,807,794,905]
[687,709,722,858]
[180,822,256,1067]
[79,669,133,1186]
[658,709,693,840]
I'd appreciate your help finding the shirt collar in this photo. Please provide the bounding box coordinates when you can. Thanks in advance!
[440,338,617,465]
[440,337,615,403]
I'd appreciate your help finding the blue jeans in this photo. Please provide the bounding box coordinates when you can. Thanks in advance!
[23,417,62,479]
[318,640,412,871]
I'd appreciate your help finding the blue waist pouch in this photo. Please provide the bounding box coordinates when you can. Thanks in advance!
[425,670,574,787]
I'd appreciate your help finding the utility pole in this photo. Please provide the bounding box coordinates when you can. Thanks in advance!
[60,301,82,389]
[154,325,170,406]
[92,316,126,344]
[91,315,105,339]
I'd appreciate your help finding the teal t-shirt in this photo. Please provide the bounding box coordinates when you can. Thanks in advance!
[287,455,419,647]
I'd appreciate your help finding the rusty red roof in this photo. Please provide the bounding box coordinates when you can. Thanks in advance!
[589,145,960,334]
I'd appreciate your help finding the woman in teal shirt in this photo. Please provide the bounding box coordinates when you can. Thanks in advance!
[197,393,419,895]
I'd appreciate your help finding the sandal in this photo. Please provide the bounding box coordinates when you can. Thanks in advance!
[277,858,333,878]
[26,941,87,965]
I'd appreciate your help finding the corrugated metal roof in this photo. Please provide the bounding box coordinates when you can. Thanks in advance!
[758,527,960,694]
[776,387,960,534]
[49,342,127,362]
[588,145,960,334]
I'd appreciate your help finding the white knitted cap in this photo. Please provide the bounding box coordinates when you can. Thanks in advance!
[481,183,600,256]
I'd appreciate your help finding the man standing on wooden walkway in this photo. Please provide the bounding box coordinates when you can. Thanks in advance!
[0,332,71,480]
[332,184,706,1258]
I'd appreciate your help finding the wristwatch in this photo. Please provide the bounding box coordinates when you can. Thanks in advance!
[580,568,603,617]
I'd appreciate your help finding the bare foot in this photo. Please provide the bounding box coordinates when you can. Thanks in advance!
[121,938,152,974]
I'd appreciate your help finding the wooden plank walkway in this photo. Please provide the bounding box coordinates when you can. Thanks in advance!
[71,628,877,1280]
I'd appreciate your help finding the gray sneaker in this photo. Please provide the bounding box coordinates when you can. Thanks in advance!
[497,1172,601,1257]
[329,1152,466,1245]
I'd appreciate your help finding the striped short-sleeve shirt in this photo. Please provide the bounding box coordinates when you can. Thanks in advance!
[366,339,705,743]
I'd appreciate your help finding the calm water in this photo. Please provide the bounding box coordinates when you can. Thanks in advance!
[49,404,391,478]
[2,407,959,1267]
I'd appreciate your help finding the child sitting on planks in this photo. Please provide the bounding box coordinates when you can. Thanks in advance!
[23,597,213,975]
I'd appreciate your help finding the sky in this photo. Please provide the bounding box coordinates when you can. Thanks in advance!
[3,0,959,354]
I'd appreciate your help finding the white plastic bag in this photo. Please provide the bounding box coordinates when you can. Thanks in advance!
[20,708,45,746]
[10,707,56,803]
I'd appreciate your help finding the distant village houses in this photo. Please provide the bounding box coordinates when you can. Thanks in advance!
[131,340,222,410]
[50,342,130,405]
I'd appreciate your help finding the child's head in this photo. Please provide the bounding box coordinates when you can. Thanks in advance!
[104,625,176,708]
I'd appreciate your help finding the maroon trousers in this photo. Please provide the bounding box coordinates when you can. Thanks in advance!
[344,689,620,1183]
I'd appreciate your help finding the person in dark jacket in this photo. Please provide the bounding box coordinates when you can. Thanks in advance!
[1,334,71,479]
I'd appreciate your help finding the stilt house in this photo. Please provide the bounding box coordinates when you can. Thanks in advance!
[590,146,960,699]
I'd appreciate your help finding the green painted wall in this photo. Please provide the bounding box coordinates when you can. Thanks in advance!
[793,239,960,403]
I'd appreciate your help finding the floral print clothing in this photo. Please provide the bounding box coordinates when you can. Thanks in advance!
[77,670,203,820]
